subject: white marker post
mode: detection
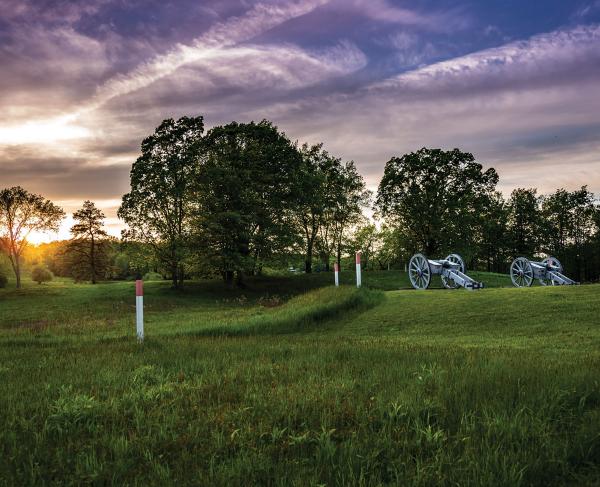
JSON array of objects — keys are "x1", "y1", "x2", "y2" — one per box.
[
  {"x1": 356, "y1": 251, "x2": 362, "y2": 288},
  {"x1": 136, "y1": 279, "x2": 144, "y2": 342},
  {"x1": 334, "y1": 262, "x2": 340, "y2": 287}
]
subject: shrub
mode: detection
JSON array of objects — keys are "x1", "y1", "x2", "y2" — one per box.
[
  {"x1": 31, "y1": 266, "x2": 53, "y2": 284},
  {"x1": 0, "y1": 271, "x2": 7, "y2": 288},
  {"x1": 142, "y1": 271, "x2": 163, "y2": 281}
]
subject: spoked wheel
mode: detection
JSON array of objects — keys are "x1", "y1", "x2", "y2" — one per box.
[
  {"x1": 539, "y1": 256, "x2": 562, "y2": 286},
  {"x1": 510, "y1": 257, "x2": 534, "y2": 287},
  {"x1": 408, "y1": 253, "x2": 431, "y2": 290},
  {"x1": 441, "y1": 253, "x2": 465, "y2": 289}
]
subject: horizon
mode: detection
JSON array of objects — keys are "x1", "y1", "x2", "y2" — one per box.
[{"x1": 2, "y1": 0, "x2": 600, "y2": 243}]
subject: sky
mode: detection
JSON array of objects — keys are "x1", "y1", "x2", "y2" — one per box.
[{"x1": 1, "y1": 0, "x2": 599, "y2": 242}]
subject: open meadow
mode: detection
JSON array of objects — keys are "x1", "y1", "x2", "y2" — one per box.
[{"x1": 1, "y1": 271, "x2": 599, "y2": 486}]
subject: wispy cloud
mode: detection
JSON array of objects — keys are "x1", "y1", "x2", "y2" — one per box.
[
  {"x1": 89, "y1": 0, "x2": 331, "y2": 109},
  {"x1": 330, "y1": 0, "x2": 470, "y2": 31},
  {"x1": 374, "y1": 24, "x2": 600, "y2": 93}
]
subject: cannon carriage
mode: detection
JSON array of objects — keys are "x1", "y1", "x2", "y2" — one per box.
[
  {"x1": 510, "y1": 256, "x2": 578, "y2": 287},
  {"x1": 408, "y1": 253, "x2": 484, "y2": 290}
]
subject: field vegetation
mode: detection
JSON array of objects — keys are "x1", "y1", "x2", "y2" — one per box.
[{"x1": 1, "y1": 271, "x2": 599, "y2": 486}]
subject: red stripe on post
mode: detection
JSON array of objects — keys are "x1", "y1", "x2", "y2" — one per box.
[
  {"x1": 334, "y1": 262, "x2": 339, "y2": 272},
  {"x1": 356, "y1": 252, "x2": 361, "y2": 264},
  {"x1": 136, "y1": 280, "x2": 143, "y2": 297}
]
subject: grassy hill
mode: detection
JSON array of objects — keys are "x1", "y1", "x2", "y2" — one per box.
[{"x1": 1, "y1": 272, "x2": 599, "y2": 485}]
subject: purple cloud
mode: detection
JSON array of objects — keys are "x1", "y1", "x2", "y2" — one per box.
[{"x1": 0, "y1": 0, "x2": 599, "y2": 238}]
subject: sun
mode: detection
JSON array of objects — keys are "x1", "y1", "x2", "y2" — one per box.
[
  {"x1": 26, "y1": 230, "x2": 61, "y2": 245},
  {"x1": 26, "y1": 219, "x2": 73, "y2": 245},
  {"x1": 0, "y1": 115, "x2": 90, "y2": 145}
]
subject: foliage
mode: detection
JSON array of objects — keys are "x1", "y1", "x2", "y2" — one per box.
[
  {"x1": 316, "y1": 159, "x2": 370, "y2": 270},
  {"x1": 293, "y1": 144, "x2": 369, "y2": 273},
  {"x1": 293, "y1": 143, "x2": 331, "y2": 273},
  {"x1": 0, "y1": 186, "x2": 64, "y2": 288},
  {"x1": 0, "y1": 251, "x2": 10, "y2": 286},
  {"x1": 348, "y1": 223, "x2": 378, "y2": 269},
  {"x1": 540, "y1": 186, "x2": 597, "y2": 281},
  {"x1": 477, "y1": 191, "x2": 511, "y2": 272},
  {"x1": 193, "y1": 120, "x2": 303, "y2": 287},
  {"x1": 31, "y1": 266, "x2": 53, "y2": 284},
  {"x1": 68, "y1": 201, "x2": 111, "y2": 284},
  {"x1": 114, "y1": 241, "x2": 158, "y2": 279},
  {"x1": 376, "y1": 148, "x2": 499, "y2": 258},
  {"x1": 373, "y1": 224, "x2": 405, "y2": 269},
  {"x1": 119, "y1": 116, "x2": 204, "y2": 289},
  {"x1": 143, "y1": 271, "x2": 163, "y2": 281},
  {"x1": 507, "y1": 187, "x2": 540, "y2": 257}
]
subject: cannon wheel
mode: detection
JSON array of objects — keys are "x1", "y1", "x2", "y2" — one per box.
[
  {"x1": 539, "y1": 256, "x2": 563, "y2": 286},
  {"x1": 441, "y1": 253, "x2": 465, "y2": 289},
  {"x1": 510, "y1": 257, "x2": 534, "y2": 287},
  {"x1": 408, "y1": 253, "x2": 431, "y2": 290}
]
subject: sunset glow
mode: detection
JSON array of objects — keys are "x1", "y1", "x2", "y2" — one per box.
[{"x1": 0, "y1": 116, "x2": 90, "y2": 146}]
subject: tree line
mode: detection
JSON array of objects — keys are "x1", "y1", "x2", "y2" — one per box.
[{"x1": 1, "y1": 117, "x2": 599, "y2": 289}]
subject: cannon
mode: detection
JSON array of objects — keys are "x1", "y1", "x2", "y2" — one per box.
[
  {"x1": 408, "y1": 253, "x2": 484, "y2": 290},
  {"x1": 510, "y1": 256, "x2": 578, "y2": 287}
]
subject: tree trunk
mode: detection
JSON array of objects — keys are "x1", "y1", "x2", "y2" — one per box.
[
  {"x1": 224, "y1": 270, "x2": 234, "y2": 290},
  {"x1": 90, "y1": 237, "x2": 96, "y2": 284},
  {"x1": 171, "y1": 263, "x2": 178, "y2": 289},
  {"x1": 236, "y1": 270, "x2": 246, "y2": 288},
  {"x1": 178, "y1": 264, "x2": 184, "y2": 288},
  {"x1": 305, "y1": 240, "x2": 314, "y2": 273},
  {"x1": 324, "y1": 258, "x2": 330, "y2": 272}
]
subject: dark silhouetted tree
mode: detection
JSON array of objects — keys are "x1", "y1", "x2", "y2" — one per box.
[
  {"x1": 507, "y1": 188, "x2": 540, "y2": 257},
  {"x1": 68, "y1": 201, "x2": 110, "y2": 283}
]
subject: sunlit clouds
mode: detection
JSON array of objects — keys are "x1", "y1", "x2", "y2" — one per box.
[
  {"x1": 1, "y1": 0, "x2": 599, "y2": 241},
  {"x1": 0, "y1": 116, "x2": 91, "y2": 145}
]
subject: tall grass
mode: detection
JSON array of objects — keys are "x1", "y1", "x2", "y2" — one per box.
[
  {"x1": 178, "y1": 286, "x2": 383, "y2": 336},
  {"x1": 0, "y1": 276, "x2": 599, "y2": 485}
]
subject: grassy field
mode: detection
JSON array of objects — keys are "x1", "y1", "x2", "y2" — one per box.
[{"x1": 1, "y1": 270, "x2": 599, "y2": 486}]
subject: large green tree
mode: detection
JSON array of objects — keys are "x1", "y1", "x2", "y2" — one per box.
[
  {"x1": 376, "y1": 148, "x2": 498, "y2": 258},
  {"x1": 193, "y1": 120, "x2": 302, "y2": 287},
  {"x1": 0, "y1": 186, "x2": 64, "y2": 288},
  {"x1": 118, "y1": 116, "x2": 204, "y2": 289},
  {"x1": 68, "y1": 201, "x2": 110, "y2": 283}
]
